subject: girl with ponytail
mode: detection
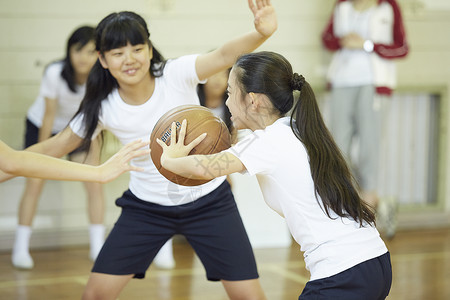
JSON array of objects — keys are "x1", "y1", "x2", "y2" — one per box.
[
  {"x1": 159, "y1": 51, "x2": 392, "y2": 299},
  {"x1": 0, "y1": 2, "x2": 278, "y2": 299}
]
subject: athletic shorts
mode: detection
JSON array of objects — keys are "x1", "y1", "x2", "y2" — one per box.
[
  {"x1": 92, "y1": 180, "x2": 259, "y2": 281},
  {"x1": 299, "y1": 252, "x2": 392, "y2": 300},
  {"x1": 24, "y1": 118, "x2": 83, "y2": 155}
]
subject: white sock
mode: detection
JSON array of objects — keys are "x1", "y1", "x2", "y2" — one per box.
[
  {"x1": 89, "y1": 224, "x2": 105, "y2": 261},
  {"x1": 12, "y1": 225, "x2": 34, "y2": 269},
  {"x1": 153, "y1": 238, "x2": 175, "y2": 269}
]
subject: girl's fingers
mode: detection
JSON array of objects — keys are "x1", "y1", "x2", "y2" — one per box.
[
  {"x1": 128, "y1": 166, "x2": 145, "y2": 172},
  {"x1": 170, "y1": 122, "x2": 177, "y2": 145},
  {"x1": 187, "y1": 133, "x2": 207, "y2": 150},
  {"x1": 129, "y1": 139, "x2": 149, "y2": 151},
  {"x1": 156, "y1": 138, "x2": 167, "y2": 149},
  {"x1": 178, "y1": 119, "x2": 187, "y2": 144},
  {"x1": 129, "y1": 149, "x2": 150, "y2": 159},
  {"x1": 248, "y1": 0, "x2": 257, "y2": 14}
]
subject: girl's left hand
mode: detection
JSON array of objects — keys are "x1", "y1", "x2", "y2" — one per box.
[
  {"x1": 157, "y1": 119, "x2": 207, "y2": 163},
  {"x1": 248, "y1": 0, "x2": 278, "y2": 37},
  {"x1": 99, "y1": 139, "x2": 150, "y2": 183}
]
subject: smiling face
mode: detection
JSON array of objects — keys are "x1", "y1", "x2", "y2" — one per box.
[
  {"x1": 99, "y1": 42, "x2": 152, "y2": 86},
  {"x1": 70, "y1": 40, "x2": 97, "y2": 77}
]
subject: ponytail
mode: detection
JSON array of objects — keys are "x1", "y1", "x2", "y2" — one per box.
[
  {"x1": 290, "y1": 81, "x2": 375, "y2": 226},
  {"x1": 235, "y1": 51, "x2": 375, "y2": 226}
]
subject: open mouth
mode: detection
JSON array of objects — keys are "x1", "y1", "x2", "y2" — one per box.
[{"x1": 124, "y1": 68, "x2": 137, "y2": 75}]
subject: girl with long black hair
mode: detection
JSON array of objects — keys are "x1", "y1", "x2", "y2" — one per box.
[{"x1": 159, "y1": 51, "x2": 392, "y2": 299}]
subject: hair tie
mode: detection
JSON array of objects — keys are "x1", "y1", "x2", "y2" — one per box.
[{"x1": 291, "y1": 73, "x2": 305, "y2": 91}]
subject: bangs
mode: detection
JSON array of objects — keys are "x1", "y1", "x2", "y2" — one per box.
[{"x1": 99, "y1": 20, "x2": 149, "y2": 52}]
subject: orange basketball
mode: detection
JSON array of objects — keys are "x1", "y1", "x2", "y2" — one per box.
[{"x1": 150, "y1": 105, "x2": 231, "y2": 186}]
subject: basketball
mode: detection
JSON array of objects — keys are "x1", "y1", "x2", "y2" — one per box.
[{"x1": 150, "y1": 105, "x2": 231, "y2": 186}]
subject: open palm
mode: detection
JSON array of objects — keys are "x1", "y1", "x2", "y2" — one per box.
[{"x1": 248, "y1": 0, "x2": 278, "y2": 37}]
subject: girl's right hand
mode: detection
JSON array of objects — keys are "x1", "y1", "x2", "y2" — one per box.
[
  {"x1": 248, "y1": 0, "x2": 278, "y2": 38},
  {"x1": 157, "y1": 119, "x2": 206, "y2": 167}
]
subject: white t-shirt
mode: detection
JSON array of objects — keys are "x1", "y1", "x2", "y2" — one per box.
[
  {"x1": 27, "y1": 62, "x2": 86, "y2": 132},
  {"x1": 226, "y1": 117, "x2": 387, "y2": 280},
  {"x1": 70, "y1": 54, "x2": 225, "y2": 205},
  {"x1": 328, "y1": 5, "x2": 375, "y2": 87}
]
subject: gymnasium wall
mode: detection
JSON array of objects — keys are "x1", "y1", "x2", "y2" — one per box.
[{"x1": 0, "y1": 0, "x2": 449, "y2": 250}]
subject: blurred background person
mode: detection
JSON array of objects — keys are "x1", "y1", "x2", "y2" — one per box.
[
  {"x1": 12, "y1": 25, "x2": 104, "y2": 269},
  {"x1": 321, "y1": 0, "x2": 409, "y2": 238},
  {"x1": 197, "y1": 68, "x2": 233, "y2": 133}
]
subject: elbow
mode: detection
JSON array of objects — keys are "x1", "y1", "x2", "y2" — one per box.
[{"x1": 2, "y1": 161, "x2": 20, "y2": 175}]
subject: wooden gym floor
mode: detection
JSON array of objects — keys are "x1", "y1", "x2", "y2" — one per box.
[{"x1": 0, "y1": 227, "x2": 449, "y2": 300}]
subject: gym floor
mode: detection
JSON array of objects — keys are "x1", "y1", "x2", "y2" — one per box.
[{"x1": 0, "y1": 227, "x2": 449, "y2": 299}]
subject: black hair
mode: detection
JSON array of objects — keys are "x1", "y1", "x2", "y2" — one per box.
[
  {"x1": 197, "y1": 69, "x2": 233, "y2": 131},
  {"x1": 234, "y1": 51, "x2": 375, "y2": 226},
  {"x1": 73, "y1": 11, "x2": 166, "y2": 151},
  {"x1": 55, "y1": 26, "x2": 95, "y2": 93}
]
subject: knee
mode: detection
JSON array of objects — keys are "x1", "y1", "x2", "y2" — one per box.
[
  {"x1": 81, "y1": 288, "x2": 101, "y2": 300},
  {"x1": 223, "y1": 279, "x2": 267, "y2": 300}
]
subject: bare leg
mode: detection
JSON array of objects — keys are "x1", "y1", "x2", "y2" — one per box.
[
  {"x1": 18, "y1": 178, "x2": 45, "y2": 226},
  {"x1": 12, "y1": 177, "x2": 46, "y2": 269},
  {"x1": 70, "y1": 136, "x2": 105, "y2": 261},
  {"x1": 82, "y1": 273, "x2": 133, "y2": 300},
  {"x1": 222, "y1": 279, "x2": 266, "y2": 300}
]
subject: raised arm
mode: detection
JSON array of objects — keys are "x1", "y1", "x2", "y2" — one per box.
[
  {"x1": 157, "y1": 120, "x2": 245, "y2": 180},
  {"x1": 195, "y1": 0, "x2": 277, "y2": 80},
  {"x1": 0, "y1": 139, "x2": 149, "y2": 183}
]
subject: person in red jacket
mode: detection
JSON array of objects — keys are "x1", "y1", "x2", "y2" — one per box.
[{"x1": 322, "y1": 0, "x2": 408, "y2": 237}]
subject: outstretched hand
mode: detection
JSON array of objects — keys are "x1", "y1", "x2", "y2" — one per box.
[
  {"x1": 248, "y1": 0, "x2": 278, "y2": 38},
  {"x1": 99, "y1": 139, "x2": 150, "y2": 183},
  {"x1": 156, "y1": 119, "x2": 207, "y2": 167}
]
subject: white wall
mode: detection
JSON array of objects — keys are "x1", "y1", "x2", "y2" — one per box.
[{"x1": 1, "y1": 0, "x2": 450, "y2": 250}]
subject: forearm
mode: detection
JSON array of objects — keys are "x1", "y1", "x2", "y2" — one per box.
[
  {"x1": 38, "y1": 114, "x2": 55, "y2": 142},
  {"x1": 196, "y1": 31, "x2": 271, "y2": 80},
  {"x1": 26, "y1": 127, "x2": 81, "y2": 158},
  {"x1": 39, "y1": 97, "x2": 57, "y2": 142},
  {"x1": 5, "y1": 150, "x2": 102, "y2": 182},
  {"x1": 1, "y1": 139, "x2": 149, "y2": 184},
  {"x1": 163, "y1": 155, "x2": 217, "y2": 180},
  {"x1": 162, "y1": 152, "x2": 244, "y2": 180},
  {"x1": 218, "y1": 31, "x2": 270, "y2": 67},
  {"x1": 322, "y1": 18, "x2": 341, "y2": 51}
]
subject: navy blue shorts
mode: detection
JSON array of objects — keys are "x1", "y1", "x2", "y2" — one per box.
[
  {"x1": 299, "y1": 252, "x2": 392, "y2": 300},
  {"x1": 24, "y1": 118, "x2": 83, "y2": 155},
  {"x1": 92, "y1": 180, "x2": 259, "y2": 281}
]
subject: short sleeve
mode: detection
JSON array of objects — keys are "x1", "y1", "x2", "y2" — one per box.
[
  {"x1": 39, "y1": 63, "x2": 62, "y2": 100},
  {"x1": 69, "y1": 113, "x2": 103, "y2": 140},
  {"x1": 225, "y1": 130, "x2": 278, "y2": 176},
  {"x1": 164, "y1": 55, "x2": 206, "y2": 93}
]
